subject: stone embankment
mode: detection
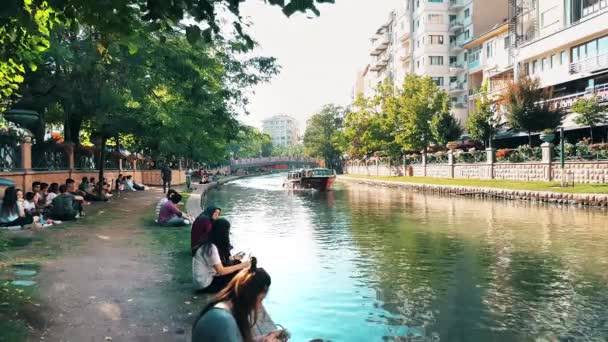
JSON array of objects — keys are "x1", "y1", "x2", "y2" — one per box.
[{"x1": 339, "y1": 176, "x2": 608, "y2": 208}]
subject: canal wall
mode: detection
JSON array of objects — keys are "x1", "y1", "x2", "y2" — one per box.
[
  {"x1": 184, "y1": 175, "x2": 277, "y2": 337},
  {"x1": 345, "y1": 154, "x2": 608, "y2": 184},
  {"x1": 338, "y1": 176, "x2": 608, "y2": 208}
]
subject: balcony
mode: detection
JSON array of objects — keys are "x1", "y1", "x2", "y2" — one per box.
[
  {"x1": 399, "y1": 30, "x2": 411, "y2": 43},
  {"x1": 449, "y1": 0, "x2": 465, "y2": 11},
  {"x1": 369, "y1": 35, "x2": 390, "y2": 56},
  {"x1": 449, "y1": 63, "x2": 465, "y2": 73},
  {"x1": 449, "y1": 82, "x2": 466, "y2": 94},
  {"x1": 468, "y1": 59, "x2": 481, "y2": 70},
  {"x1": 542, "y1": 83, "x2": 608, "y2": 112},
  {"x1": 569, "y1": 52, "x2": 608, "y2": 75},
  {"x1": 449, "y1": 20, "x2": 464, "y2": 32},
  {"x1": 453, "y1": 102, "x2": 466, "y2": 109},
  {"x1": 449, "y1": 41, "x2": 464, "y2": 53}
]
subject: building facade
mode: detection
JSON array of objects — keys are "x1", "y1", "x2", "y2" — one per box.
[
  {"x1": 509, "y1": 0, "x2": 608, "y2": 129},
  {"x1": 262, "y1": 115, "x2": 300, "y2": 147},
  {"x1": 354, "y1": 0, "x2": 508, "y2": 125},
  {"x1": 465, "y1": 23, "x2": 514, "y2": 115}
]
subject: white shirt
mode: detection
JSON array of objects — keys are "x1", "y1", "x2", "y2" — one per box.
[
  {"x1": 46, "y1": 192, "x2": 57, "y2": 206},
  {"x1": 23, "y1": 200, "x2": 36, "y2": 212},
  {"x1": 192, "y1": 244, "x2": 221, "y2": 290}
]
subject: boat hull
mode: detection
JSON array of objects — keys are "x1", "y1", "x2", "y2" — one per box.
[{"x1": 285, "y1": 176, "x2": 335, "y2": 191}]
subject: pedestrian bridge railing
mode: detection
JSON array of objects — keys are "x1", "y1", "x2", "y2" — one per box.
[{"x1": 230, "y1": 157, "x2": 318, "y2": 166}]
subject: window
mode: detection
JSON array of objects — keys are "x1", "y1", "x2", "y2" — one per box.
[
  {"x1": 450, "y1": 35, "x2": 456, "y2": 43},
  {"x1": 428, "y1": 14, "x2": 443, "y2": 24},
  {"x1": 542, "y1": 58, "x2": 549, "y2": 71},
  {"x1": 449, "y1": 56, "x2": 457, "y2": 64},
  {"x1": 431, "y1": 77, "x2": 444, "y2": 86},
  {"x1": 464, "y1": 30, "x2": 470, "y2": 40},
  {"x1": 429, "y1": 56, "x2": 444, "y2": 65},
  {"x1": 504, "y1": 36, "x2": 510, "y2": 49},
  {"x1": 451, "y1": 97, "x2": 458, "y2": 103},
  {"x1": 417, "y1": 60, "x2": 420, "y2": 69},
  {"x1": 464, "y1": 8, "x2": 470, "y2": 18},
  {"x1": 417, "y1": 20, "x2": 420, "y2": 28},
  {"x1": 560, "y1": 51, "x2": 567, "y2": 64},
  {"x1": 532, "y1": 60, "x2": 538, "y2": 73},
  {"x1": 486, "y1": 41, "x2": 493, "y2": 58},
  {"x1": 417, "y1": 39, "x2": 420, "y2": 48},
  {"x1": 450, "y1": 76, "x2": 458, "y2": 83},
  {"x1": 524, "y1": 62, "x2": 530, "y2": 75},
  {"x1": 449, "y1": 15, "x2": 457, "y2": 23},
  {"x1": 429, "y1": 35, "x2": 444, "y2": 45},
  {"x1": 429, "y1": 0, "x2": 443, "y2": 2},
  {"x1": 571, "y1": 34, "x2": 608, "y2": 63},
  {"x1": 551, "y1": 54, "x2": 557, "y2": 68}
]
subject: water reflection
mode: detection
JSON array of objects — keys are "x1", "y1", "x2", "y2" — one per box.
[{"x1": 206, "y1": 175, "x2": 608, "y2": 341}]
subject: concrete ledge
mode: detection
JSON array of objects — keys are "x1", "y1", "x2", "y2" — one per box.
[{"x1": 339, "y1": 176, "x2": 608, "y2": 208}]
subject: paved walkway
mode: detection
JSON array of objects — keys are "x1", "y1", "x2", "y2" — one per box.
[{"x1": 31, "y1": 188, "x2": 191, "y2": 342}]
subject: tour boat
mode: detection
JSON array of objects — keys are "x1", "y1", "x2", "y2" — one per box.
[{"x1": 284, "y1": 168, "x2": 336, "y2": 191}]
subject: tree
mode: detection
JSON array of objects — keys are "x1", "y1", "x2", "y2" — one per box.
[
  {"x1": 466, "y1": 81, "x2": 498, "y2": 147},
  {"x1": 572, "y1": 96, "x2": 606, "y2": 143},
  {"x1": 2, "y1": 0, "x2": 334, "y2": 104},
  {"x1": 431, "y1": 111, "x2": 463, "y2": 146},
  {"x1": 303, "y1": 104, "x2": 345, "y2": 169},
  {"x1": 342, "y1": 91, "x2": 400, "y2": 159},
  {"x1": 390, "y1": 75, "x2": 450, "y2": 152},
  {"x1": 229, "y1": 126, "x2": 273, "y2": 158},
  {"x1": 503, "y1": 77, "x2": 563, "y2": 145}
]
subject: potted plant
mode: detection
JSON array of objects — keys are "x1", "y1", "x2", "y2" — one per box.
[
  {"x1": 540, "y1": 129, "x2": 556, "y2": 143},
  {"x1": 446, "y1": 141, "x2": 458, "y2": 151}
]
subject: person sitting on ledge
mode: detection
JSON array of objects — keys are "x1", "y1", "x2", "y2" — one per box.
[
  {"x1": 124, "y1": 175, "x2": 145, "y2": 191},
  {"x1": 45, "y1": 183, "x2": 59, "y2": 208},
  {"x1": 50, "y1": 184, "x2": 84, "y2": 221},
  {"x1": 23, "y1": 192, "x2": 38, "y2": 216},
  {"x1": 192, "y1": 218, "x2": 248, "y2": 293},
  {"x1": 76, "y1": 177, "x2": 106, "y2": 202},
  {"x1": 158, "y1": 193, "x2": 192, "y2": 226},
  {"x1": 37, "y1": 182, "x2": 49, "y2": 210},
  {"x1": 191, "y1": 206, "x2": 221, "y2": 250},
  {"x1": 192, "y1": 258, "x2": 285, "y2": 342},
  {"x1": 0, "y1": 186, "x2": 40, "y2": 228}
]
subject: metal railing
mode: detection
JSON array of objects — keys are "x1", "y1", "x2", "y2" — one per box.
[
  {"x1": 230, "y1": 157, "x2": 318, "y2": 166},
  {"x1": 569, "y1": 52, "x2": 608, "y2": 74},
  {"x1": 542, "y1": 83, "x2": 608, "y2": 111},
  {"x1": 0, "y1": 139, "x2": 20, "y2": 171}
]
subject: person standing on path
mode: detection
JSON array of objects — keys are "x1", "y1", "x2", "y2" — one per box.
[{"x1": 161, "y1": 163, "x2": 172, "y2": 193}]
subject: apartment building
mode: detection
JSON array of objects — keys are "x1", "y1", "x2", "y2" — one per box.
[
  {"x1": 354, "y1": 0, "x2": 508, "y2": 125},
  {"x1": 510, "y1": 0, "x2": 608, "y2": 129},
  {"x1": 464, "y1": 23, "x2": 514, "y2": 114},
  {"x1": 262, "y1": 115, "x2": 300, "y2": 147}
]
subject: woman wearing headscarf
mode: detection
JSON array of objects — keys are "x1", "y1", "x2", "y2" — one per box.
[{"x1": 191, "y1": 205, "x2": 221, "y2": 250}]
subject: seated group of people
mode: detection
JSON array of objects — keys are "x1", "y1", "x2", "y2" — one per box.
[
  {"x1": 116, "y1": 174, "x2": 146, "y2": 192},
  {"x1": 188, "y1": 206, "x2": 287, "y2": 342},
  {"x1": 0, "y1": 175, "x2": 136, "y2": 228}
]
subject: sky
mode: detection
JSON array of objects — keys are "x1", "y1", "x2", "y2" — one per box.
[{"x1": 237, "y1": 0, "x2": 402, "y2": 132}]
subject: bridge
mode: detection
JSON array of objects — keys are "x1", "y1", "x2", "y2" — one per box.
[{"x1": 229, "y1": 157, "x2": 319, "y2": 171}]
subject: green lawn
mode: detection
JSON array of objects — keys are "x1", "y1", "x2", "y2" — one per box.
[{"x1": 342, "y1": 175, "x2": 608, "y2": 194}]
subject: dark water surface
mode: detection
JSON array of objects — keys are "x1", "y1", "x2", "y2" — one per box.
[{"x1": 205, "y1": 174, "x2": 608, "y2": 342}]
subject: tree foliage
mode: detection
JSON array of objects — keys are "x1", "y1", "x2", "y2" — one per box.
[
  {"x1": 466, "y1": 81, "x2": 498, "y2": 147},
  {"x1": 503, "y1": 77, "x2": 563, "y2": 144},
  {"x1": 303, "y1": 104, "x2": 345, "y2": 169},
  {"x1": 431, "y1": 111, "x2": 463, "y2": 146},
  {"x1": 572, "y1": 96, "x2": 606, "y2": 143},
  {"x1": 229, "y1": 126, "x2": 273, "y2": 158}
]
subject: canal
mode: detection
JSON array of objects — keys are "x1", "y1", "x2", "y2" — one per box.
[{"x1": 205, "y1": 174, "x2": 608, "y2": 342}]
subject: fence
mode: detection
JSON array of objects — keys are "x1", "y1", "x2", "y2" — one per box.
[
  {"x1": 345, "y1": 144, "x2": 608, "y2": 184},
  {"x1": 0, "y1": 140, "x2": 187, "y2": 192}
]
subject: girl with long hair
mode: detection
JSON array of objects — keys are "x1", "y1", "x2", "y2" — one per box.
[
  {"x1": 0, "y1": 186, "x2": 39, "y2": 227},
  {"x1": 192, "y1": 258, "x2": 285, "y2": 342},
  {"x1": 192, "y1": 218, "x2": 248, "y2": 293}
]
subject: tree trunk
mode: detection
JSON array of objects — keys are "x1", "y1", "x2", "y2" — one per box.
[
  {"x1": 590, "y1": 126, "x2": 594, "y2": 144},
  {"x1": 528, "y1": 131, "x2": 532, "y2": 146},
  {"x1": 97, "y1": 136, "x2": 107, "y2": 198}
]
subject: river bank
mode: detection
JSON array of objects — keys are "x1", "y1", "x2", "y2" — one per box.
[{"x1": 340, "y1": 175, "x2": 608, "y2": 207}]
